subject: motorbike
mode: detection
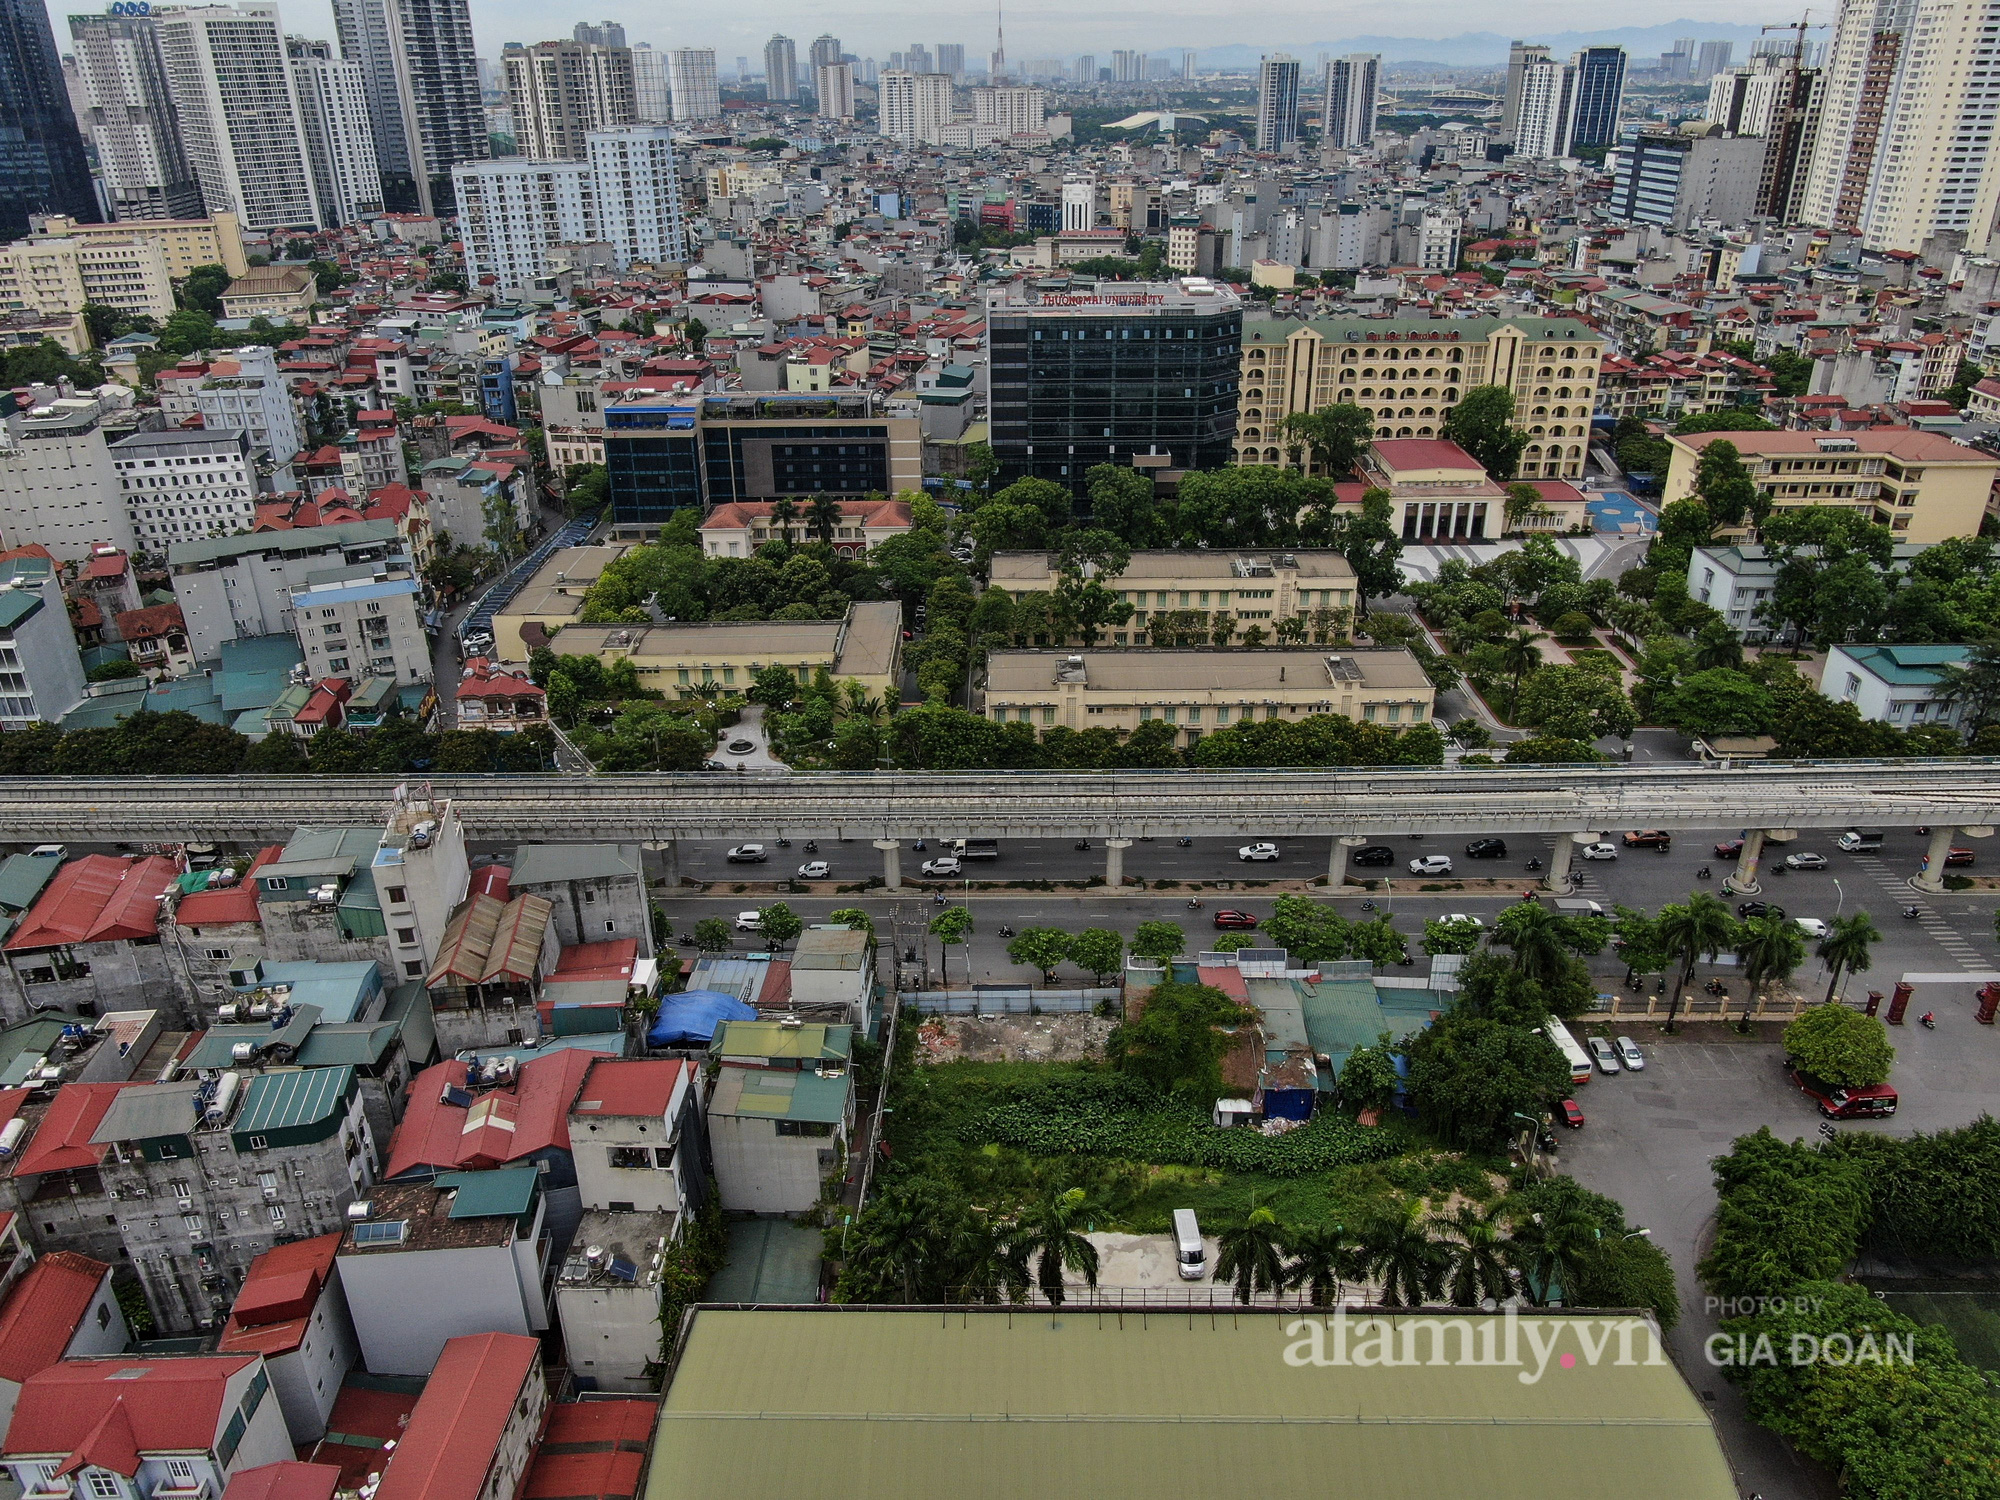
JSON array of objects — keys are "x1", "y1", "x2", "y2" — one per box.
[
  {"x1": 1075, "y1": 840, "x2": 1092, "y2": 851},
  {"x1": 1177, "y1": 837, "x2": 1193, "y2": 848},
  {"x1": 913, "y1": 839, "x2": 927, "y2": 851},
  {"x1": 1186, "y1": 897, "x2": 1203, "y2": 910},
  {"x1": 1525, "y1": 857, "x2": 1543, "y2": 872},
  {"x1": 933, "y1": 893, "x2": 947, "y2": 906},
  {"x1": 777, "y1": 837, "x2": 791, "y2": 848},
  {"x1": 1359, "y1": 900, "x2": 1376, "y2": 912},
  {"x1": 1904, "y1": 905, "x2": 1921, "y2": 919},
  {"x1": 804, "y1": 840, "x2": 818, "y2": 853},
  {"x1": 1696, "y1": 865, "x2": 1713, "y2": 880},
  {"x1": 1921, "y1": 1011, "x2": 1937, "y2": 1029},
  {"x1": 677, "y1": 933, "x2": 696, "y2": 946},
  {"x1": 997, "y1": 925, "x2": 1015, "y2": 939},
  {"x1": 1396, "y1": 951, "x2": 1414, "y2": 966},
  {"x1": 1704, "y1": 979, "x2": 1730, "y2": 996}
]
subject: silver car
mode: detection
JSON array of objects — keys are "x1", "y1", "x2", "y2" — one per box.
[
  {"x1": 1588, "y1": 1035, "x2": 1621, "y2": 1075},
  {"x1": 1616, "y1": 1036, "x2": 1645, "y2": 1070}
]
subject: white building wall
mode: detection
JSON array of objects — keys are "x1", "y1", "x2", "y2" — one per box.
[
  {"x1": 666, "y1": 48, "x2": 719, "y2": 121},
  {"x1": 0, "y1": 406, "x2": 135, "y2": 556},
  {"x1": 292, "y1": 48, "x2": 384, "y2": 227},
  {"x1": 587, "y1": 127, "x2": 687, "y2": 268},
  {"x1": 335, "y1": 1235, "x2": 545, "y2": 1378},
  {"x1": 814, "y1": 62, "x2": 854, "y2": 120},
  {"x1": 630, "y1": 44, "x2": 670, "y2": 121},
  {"x1": 112, "y1": 430, "x2": 259, "y2": 555},
  {"x1": 262, "y1": 1272, "x2": 359, "y2": 1443},
  {"x1": 451, "y1": 159, "x2": 597, "y2": 290}
]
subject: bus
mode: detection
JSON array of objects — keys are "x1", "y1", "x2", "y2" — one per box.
[{"x1": 1540, "y1": 1020, "x2": 1594, "y2": 1086}]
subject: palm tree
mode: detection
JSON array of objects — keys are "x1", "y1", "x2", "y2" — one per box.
[
  {"x1": 1357, "y1": 1201, "x2": 1442, "y2": 1308},
  {"x1": 1656, "y1": 890, "x2": 1737, "y2": 1032},
  {"x1": 1735, "y1": 912, "x2": 1807, "y2": 1018},
  {"x1": 803, "y1": 494, "x2": 844, "y2": 547},
  {"x1": 1005, "y1": 1186, "x2": 1099, "y2": 1306},
  {"x1": 1281, "y1": 1222, "x2": 1357, "y2": 1308},
  {"x1": 769, "y1": 496, "x2": 800, "y2": 545},
  {"x1": 1817, "y1": 911, "x2": 1883, "y2": 1004},
  {"x1": 955, "y1": 1218, "x2": 1029, "y2": 1305},
  {"x1": 1215, "y1": 1206, "x2": 1287, "y2": 1305},
  {"x1": 1498, "y1": 626, "x2": 1547, "y2": 704},
  {"x1": 1435, "y1": 1205, "x2": 1513, "y2": 1308},
  {"x1": 1504, "y1": 1203, "x2": 1600, "y2": 1307},
  {"x1": 1494, "y1": 902, "x2": 1571, "y2": 987}
]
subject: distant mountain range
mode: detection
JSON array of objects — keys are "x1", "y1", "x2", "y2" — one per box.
[{"x1": 1191, "y1": 22, "x2": 1782, "y2": 70}]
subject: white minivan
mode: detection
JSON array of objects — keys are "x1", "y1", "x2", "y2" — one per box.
[{"x1": 1172, "y1": 1208, "x2": 1206, "y2": 1281}]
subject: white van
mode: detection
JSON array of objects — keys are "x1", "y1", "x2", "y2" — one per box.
[
  {"x1": 1553, "y1": 898, "x2": 1603, "y2": 917},
  {"x1": 1172, "y1": 1208, "x2": 1206, "y2": 1281},
  {"x1": 1836, "y1": 829, "x2": 1885, "y2": 852}
]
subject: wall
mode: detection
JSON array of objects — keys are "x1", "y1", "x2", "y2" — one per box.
[
  {"x1": 515, "y1": 872, "x2": 651, "y2": 960},
  {"x1": 1, "y1": 940, "x2": 178, "y2": 1025},
  {"x1": 336, "y1": 1237, "x2": 544, "y2": 1376},
  {"x1": 264, "y1": 1269, "x2": 358, "y2": 1442},
  {"x1": 571, "y1": 1118, "x2": 684, "y2": 1214},
  {"x1": 707, "y1": 1112, "x2": 833, "y2": 1213},
  {"x1": 553, "y1": 1279, "x2": 661, "y2": 1391}
]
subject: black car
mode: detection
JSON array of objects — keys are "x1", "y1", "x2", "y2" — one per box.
[
  {"x1": 1465, "y1": 838, "x2": 1508, "y2": 859},
  {"x1": 1350, "y1": 845, "x2": 1396, "y2": 867},
  {"x1": 1737, "y1": 900, "x2": 1786, "y2": 920}
]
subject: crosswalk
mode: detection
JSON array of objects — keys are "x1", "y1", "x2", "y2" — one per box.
[{"x1": 1851, "y1": 854, "x2": 1986, "y2": 971}]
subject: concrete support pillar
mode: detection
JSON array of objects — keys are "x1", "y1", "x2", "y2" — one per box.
[
  {"x1": 1909, "y1": 823, "x2": 1990, "y2": 892},
  {"x1": 1541, "y1": 833, "x2": 1590, "y2": 894},
  {"x1": 1335, "y1": 835, "x2": 1369, "y2": 886},
  {"x1": 874, "y1": 839, "x2": 903, "y2": 892},
  {"x1": 1104, "y1": 838, "x2": 1132, "y2": 888},
  {"x1": 649, "y1": 838, "x2": 679, "y2": 890},
  {"x1": 1725, "y1": 830, "x2": 1766, "y2": 896}
]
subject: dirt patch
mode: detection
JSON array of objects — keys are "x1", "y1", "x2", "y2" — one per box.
[{"x1": 915, "y1": 1012, "x2": 1117, "y2": 1064}]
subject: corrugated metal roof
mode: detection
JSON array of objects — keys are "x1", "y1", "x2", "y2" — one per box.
[
  {"x1": 711, "y1": 1020, "x2": 852, "y2": 1062},
  {"x1": 435, "y1": 1165, "x2": 537, "y2": 1219},
  {"x1": 648, "y1": 1310, "x2": 1737, "y2": 1500},
  {"x1": 89, "y1": 1081, "x2": 203, "y2": 1144},
  {"x1": 233, "y1": 1066, "x2": 353, "y2": 1136},
  {"x1": 0, "y1": 855, "x2": 61, "y2": 916}
]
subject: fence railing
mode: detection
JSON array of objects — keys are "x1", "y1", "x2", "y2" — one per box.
[{"x1": 908, "y1": 986, "x2": 1121, "y2": 1015}]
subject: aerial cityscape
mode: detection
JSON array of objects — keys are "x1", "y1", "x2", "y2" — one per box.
[{"x1": 1, "y1": 0, "x2": 1999, "y2": 1495}]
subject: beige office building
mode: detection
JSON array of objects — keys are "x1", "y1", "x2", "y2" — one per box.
[
  {"x1": 1238, "y1": 315, "x2": 1603, "y2": 480},
  {"x1": 986, "y1": 550, "x2": 1357, "y2": 647},
  {"x1": 1662, "y1": 429, "x2": 2000, "y2": 543},
  {"x1": 983, "y1": 647, "x2": 1434, "y2": 748},
  {"x1": 543, "y1": 601, "x2": 903, "y2": 703},
  {"x1": 0, "y1": 236, "x2": 177, "y2": 324},
  {"x1": 491, "y1": 544, "x2": 630, "y2": 659},
  {"x1": 31, "y1": 212, "x2": 249, "y2": 278}
]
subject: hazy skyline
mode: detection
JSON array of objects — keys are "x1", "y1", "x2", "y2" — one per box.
[{"x1": 45, "y1": 0, "x2": 1776, "y2": 68}]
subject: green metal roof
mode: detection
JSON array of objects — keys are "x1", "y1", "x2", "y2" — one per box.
[
  {"x1": 0, "y1": 854, "x2": 61, "y2": 916},
  {"x1": 649, "y1": 1309, "x2": 1739, "y2": 1500},
  {"x1": 436, "y1": 1165, "x2": 539, "y2": 1219},
  {"x1": 711, "y1": 1020, "x2": 852, "y2": 1062},
  {"x1": 0, "y1": 1017, "x2": 70, "y2": 1082},
  {"x1": 295, "y1": 1022, "x2": 398, "y2": 1067},
  {"x1": 710, "y1": 1063, "x2": 850, "y2": 1124},
  {"x1": 1837, "y1": 643, "x2": 1970, "y2": 685},
  {"x1": 233, "y1": 1065, "x2": 353, "y2": 1138},
  {"x1": 167, "y1": 518, "x2": 396, "y2": 568}
]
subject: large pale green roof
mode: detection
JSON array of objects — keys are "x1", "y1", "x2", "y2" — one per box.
[{"x1": 648, "y1": 1309, "x2": 1737, "y2": 1500}]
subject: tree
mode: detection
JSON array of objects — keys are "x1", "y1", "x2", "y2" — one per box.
[
  {"x1": 1214, "y1": 1207, "x2": 1286, "y2": 1304},
  {"x1": 825, "y1": 908, "x2": 874, "y2": 935},
  {"x1": 1005, "y1": 926, "x2": 1072, "y2": 982},
  {"x1": 1422, "y1": 916, "x2": 1486, "y2": 956},
  {"x1": 1084, "y1": 463, "x2": 1159, "y2": 546},
  {"x1": 1503, "y1": 1194, "x2": 1605, "y2": 1307},
  {"x1": 1490, "y1": 901, "x2": 1575, "y2": 987},
  {"x1": 1441, "y1": 385, "x2": 1527, "y2": 479},
  {"x1": 1280, "y1": 402, "x2": 1374, "y2": 477},
  {"x1": 1283, "y1": 1222, "x2": 1358, "y2": 1307},
  {"x1": 1926, "y1": 636, "x2": 2000, "y2": 736},
  {"x1": 1435, "y1": 1204, "x2": 1512, "y2": 1307},
  {"x1": 1698, "y1": 1129, "x2": 1871, "y2": 1299},
  {"x1": 1334, "y1": 488, "x2": 1405, "y2": 617},
  {"x1": 1106, "y1": 981, "x2": 1249, "y2": 1094},
  {"x1": 1502, "y1": 482, "x2": 1544, "y2": 533},
  {"x1": 1734, "y1": 913, "x2": 1806, "y2": 1012},
  {"x1": 1337, "y1": 1033, "x2": 1403, "y2": 1112},
  {"x1": 1357, "y1": 1201, "x2": 1443, "y2": 1307},
  {"x1": 1657, "y1": 891, "x2": 1737, "y2": 1031},
  {"x1": 481, "y1": 490, "x2": 523, "y2": 561},
  {"x1": 1404, "y1": 1013, "x2": 1571, "y2": 1150},
  {"x1": 1069, "y1": 928, "x2": 1124, "y2": 983},
  {"x1": 929, "y1": 905, "x2": 974, "y2": 986},
  {"x1": 1512, "y1": 663, "x2": 1636, "y2": 742},
  {"x1": 692, "y1": 917, "x2": 732, "y2": 951},
  {"x1": 681, "y1": 316, "x2": 709, "y2": 351},
  {"x1": 1497, "y1": 626, "x2": 1547, "y2": 703},
  {"x1": 1691, "y1": 439, "x2": 1762, "y2": 528},
  {"x1": 1655, "y1": 667, "x2": 1772, "y2": 737},
  {"x1": 1130, "y1": 920, "x2": 1186, "y2": 965},
  {"x1": 1813, "y1": 912, "x2": 1880, "y2": 1005},
  {"x1": 1262, "y1": 895, "x2": 1349, "y2": 963},
  {"x1": 757, "y1": 902, "x2": 804, "y2": 950},
  {"x1": 179, "y1": 263, "x2": 232, "y2": 317},
  {"x1": 803, "y1": 494, "x2": 845, "y2": 546},
  {"x1": 1783, "y1": 1004, "x2": 1895, "y2": 1088},
  {"x1": 1005, "y1": 1186, "x2": 1099, "y2": 1306}
]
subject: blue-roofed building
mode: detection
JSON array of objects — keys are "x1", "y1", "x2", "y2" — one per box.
[
  {"x1": 1821, "y1": 643, "x2": 1973, "y2": 731},
  {"x1": 59, "y1": 670, "x2": 228, "y2": 729}
]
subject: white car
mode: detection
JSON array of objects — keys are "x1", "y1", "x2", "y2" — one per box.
[
  {"x1": 734, "y1": 910, "x2": 763, "y2": 932},
  {"x1": 725, "y1": 844, "x2": 768, "y2": 863},
  {"x1": 920, "y1": 857, "x2": 963, "y2": 877},
  {"x1": 1616, "y1": 1036, "x2": 1646, "y2": 1070},
  {"x1": 1441, "y1": 913, "x2": 1485, "y2": 928},
  {"x1": 1238, "y1": 843, "x2": 1281, "y2": 861},
  {"x1": 1579, "y1": 842, "x2": 1619, "y2": 860},
  {"x1": 1795, "y1": 917, "x2": 1829, "y2": 939},
  {"x1": 1410, "y1": 855, "x2": 1454, "y2": 875},
  {"x1": 797, "y1": 861, "x2": 830, "y2": 879},
  {"x1": 1588, "y1": 1035, "x2": 1621, "y2": 1075}
]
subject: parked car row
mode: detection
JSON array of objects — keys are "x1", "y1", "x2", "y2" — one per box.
[{"x1": 1588, "y1": 1034, "x2": 1648, "y2": 1075}]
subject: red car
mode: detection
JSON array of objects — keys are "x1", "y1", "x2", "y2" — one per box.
[
  {"x1": 1714, "y1": 838, "x2": 1745, "y2": 858},
  {"x1": 1559, "y1": 1099, "x2": 1586, "y2": 1129},
  {"x1": 1624, "y1": 830, "x2": 1672, "y2": 849},
  {"x1": 1212, "y1": 909, "x2": 1259, "y2": 931},
  {"x1": 1919, "y1": 848, "x2": 1975, "y2": 870}
]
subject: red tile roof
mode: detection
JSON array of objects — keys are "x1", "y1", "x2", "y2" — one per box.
[
  {"x1": 549, "y1": 939, "x2": 635, "y2": 985},
  {"x1": 114, "y1": 603, "x2": 184, "y2": 643},
  {"x1": 80, "y1": 551, "x2": 129, "y2": 580},
  {"x1": 217, "y1": 1234, "x2": 341, "y2": 1358},
  {"x1": 4, "y1": 855, "x2": 178, "y2": 951},
  {"x1": 383, "y1": 1049, "x2": 595, "y2": 1179},
  {"x1": 1369, "y1": 437, "x2": 1486, "y2": 473},
  {"x1": 175, "y1": 846, "x2": 281, "y2": 928},
  {"x1": 373, "y1": 1334, "x2": 540, "y2": 1500},
  {"x1": 520, "y1": 1401, "x2": 652, "y2": 1500},
  {"x1": 1676, "y1": 426, "x2": 1996, "y2": 461},
  {"x1": 2, "y1": 1354, "x2": 257, "y2": 1467},
  {"x1": 11, "y1": 1083, "x2": 128, "y2": 1176},
  {"x1": 223, "y1": 1462, "x2": 342, "y2": 1500},
  {"x1": 456, "y1": 660, "x2": 544, "y2": 702},
  {"x1": 468, "y1": 864, "x2": 512, "y2": 901},
  {"x1": 570, "y1": 1058, "x2": 684, "y2": 1119},
  {"x1": 0, "y1": 1252, "x2": 110, "y2": 1383}
]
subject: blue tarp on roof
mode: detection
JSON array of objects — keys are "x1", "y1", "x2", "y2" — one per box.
[{"x1": 647, "y1": 989, "x2": 757, "y2": 1049}]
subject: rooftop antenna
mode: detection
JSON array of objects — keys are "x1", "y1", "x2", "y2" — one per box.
[{"x1": 994, "y1": 0, "x2": 1005, "y2": 81}]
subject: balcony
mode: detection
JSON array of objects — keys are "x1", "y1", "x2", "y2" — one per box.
[{"x1": 151, "y1": 1478, "x2": 209, "y2": 1500}]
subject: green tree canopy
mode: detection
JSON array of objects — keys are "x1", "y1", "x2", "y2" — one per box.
[{"x1": 1783, "y1": 1004, "x2": 1895, "y2": 1087}]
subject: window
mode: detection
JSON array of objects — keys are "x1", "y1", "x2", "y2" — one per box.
[
  {"x1": 385, "y1": 886, "x2": 407, "y2": 904},
  {"x1": 86, "y1": 1472, "x2": 121, "y2": 1499},
  {"x1": 609, "y1": 1145, "x2": 651, "y2": 1169},
  {"x1": 248, "y1": 1135, "x2": 268, "y2": 1150},
  {"x1": 396, "y1": 927, "x2": 417, "y2": 945},
  {"x1": 164, "y1": 1462, "x2": 195, "y2": 1486},
  {"x1": 183, "y1": 1213, "x2": 204, "y2": 1236},
  {"x1": 404, "y1": 960, "x2": 425, "y2": 977},
  {"x1": 269, "y1": 1204, "x2": 285, "y2": 1225}
]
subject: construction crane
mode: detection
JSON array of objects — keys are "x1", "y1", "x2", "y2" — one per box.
[{"x1": 1761, "y1": 12, "x2": 1830, "y2": 66}]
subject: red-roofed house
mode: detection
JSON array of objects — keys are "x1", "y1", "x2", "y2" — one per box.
[
  {"x1": 0, "y1": 1254, "x2": 127, "y2": 1439},
  {"x1": 220, "y1": 1461, "x2": 341, "y2": 1500},
  {"x1": 1359, "y1": 438, "x2": 1509, "y2": 541},
  {"x1": 371, "y1": 1334, "x2": 545, "y2": 1500},
  {"x1": 453, "y1": 660, "x2": 545, "y2": 731},
  {"x1": 568, "y1": 1059, "x2": 695, "y2": 1217},
  {"x1": 3, "y1": 855, "x2": 179, "y2": 1016},
  {"x1": 698, "y1": 496, "x2": 913, "y2": 559},
  {"x1": 381, "y1": 1048, "x2": 594, "y2": 1182},
  {"x1": 112, "y1": 604, "x2": 192, "y2": 679},
  {"x1": 518, "y1": 1400, "x2": 650, "y2": 1500},
  {"x1": 216, "y1": 1237, "x2": 355, "y2": 1444},
  {"x1": 1, "y1": 1354, "x2": 291, "y2": 1499}
]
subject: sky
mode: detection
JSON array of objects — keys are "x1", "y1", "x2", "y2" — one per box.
[{"x1": 46, "y1": 0, "x2": 1768, "y2": 67}]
